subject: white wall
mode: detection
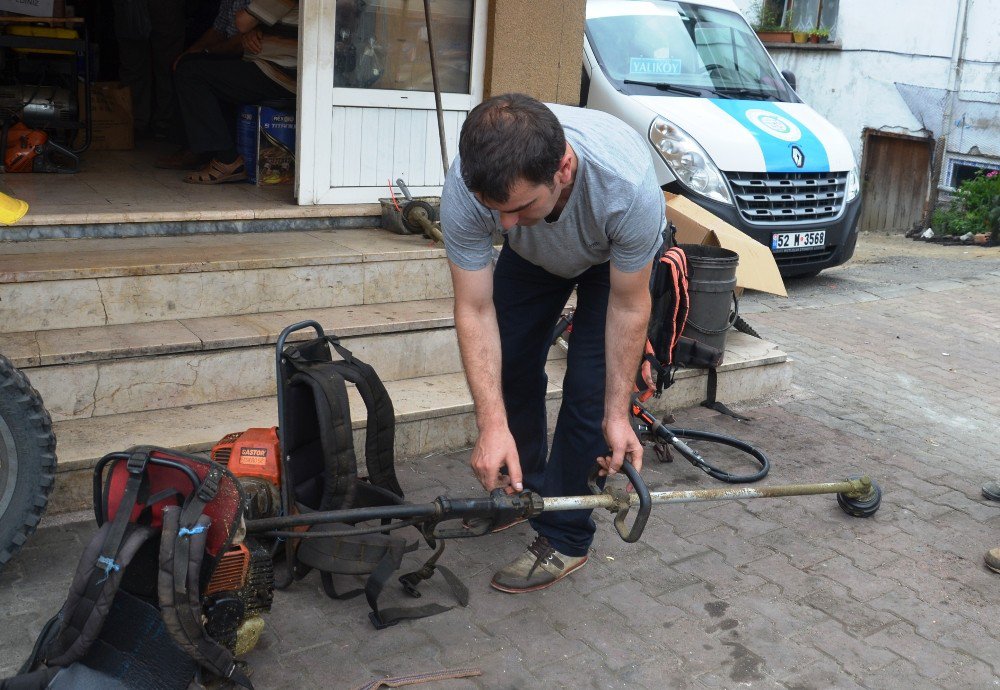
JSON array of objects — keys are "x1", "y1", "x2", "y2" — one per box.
[
  {"x1": 961, "y1": 0, "x2": 1000, "y2": 102},
  {"x1": 753, "y1": 0, "x2": 998, "y2": 166},
  {"x1": 769, "y1": 50, "x2": 950, "y2": 162}
]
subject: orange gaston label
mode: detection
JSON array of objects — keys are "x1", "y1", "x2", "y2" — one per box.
[{"x1": 239, "y1": 447, "x2": 269, "y2": 466}]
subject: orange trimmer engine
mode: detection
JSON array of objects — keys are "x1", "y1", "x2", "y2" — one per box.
[{"x1": 211, "y1": 427, "x2": 282, "y2": 520}]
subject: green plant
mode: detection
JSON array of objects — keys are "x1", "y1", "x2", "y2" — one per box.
[
  {"x1": 931, "y1": 170, "x2": 1000, "y2": 242},
  {"x1": 810, "y1": 27, "x2": 831, "y2": 39},
  {"x1": 749, "y1": 0, "x2": 784, "y2": 31}
]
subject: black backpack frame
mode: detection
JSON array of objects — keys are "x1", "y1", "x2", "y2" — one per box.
[{"x1": 273, "y1": 321, "x2": 466, "y2": 629}]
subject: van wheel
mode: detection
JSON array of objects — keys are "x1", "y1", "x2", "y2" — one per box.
[{"x1": 0, "y1": 355, "x2": 56, "y2": 569}]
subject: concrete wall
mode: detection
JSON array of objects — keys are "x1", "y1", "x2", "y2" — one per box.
[
  {"x1": 748, "y1": 0, "x2": 999, "y2": 175},
  {"x1": 484, "y1": 0, "x2": 586, "y2": 104}
]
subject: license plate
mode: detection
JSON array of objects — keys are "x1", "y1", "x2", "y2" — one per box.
[{"x1": 771, "y1": 230, "x2": 826, "y2": 251}]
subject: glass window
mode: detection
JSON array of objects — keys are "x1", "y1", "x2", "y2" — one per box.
[
  {"x1": 586, "y1": 1, "x2": 796, "y2": 102},
  {"x1": 334, "y1": 0, "x2": 474, "y2": 92},
  {"x1": 786, "y1": 0, "x2": 839, "y2": 34}
]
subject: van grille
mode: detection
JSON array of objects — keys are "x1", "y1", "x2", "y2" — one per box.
[
  {"x1": 725, "y1": 171, "x2": 848, "y2": 224},
  {"x1": 773, "y1": 247, "x2": 835, "y2": 269}
]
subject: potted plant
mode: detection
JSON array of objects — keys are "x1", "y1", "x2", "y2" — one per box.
[
  {"x1": 809, "y1": 27, "x2": 831, "y2": 43},
  {"x1": 750, "y1": 0, "x2": 793, "y2": 42},
  {"x1": 793, "y1": 31, "x2": 809, "y2": 43}
]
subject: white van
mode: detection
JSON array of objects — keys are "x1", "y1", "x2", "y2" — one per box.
[{"x1": 582, "y1": 0, "x2": 861, "y2": 277}]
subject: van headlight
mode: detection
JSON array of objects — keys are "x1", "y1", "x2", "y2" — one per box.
[
  {"x1": 649, "y1": 116, "x2": 732, "y2": 205},
  {"x1": 846, "y1": 164, "x2": 860, "y2": 202}
]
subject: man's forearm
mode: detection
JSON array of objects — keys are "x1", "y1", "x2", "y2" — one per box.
[
  {"x1": 454, "y1": 303, "x2": 507, "y2": 433},
  {"x1": 604, "y1": 291, "x2": 651, "y2": 421}
]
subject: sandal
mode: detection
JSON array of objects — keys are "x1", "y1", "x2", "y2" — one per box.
[{"x1": 183, "y1": 156, "x2": 247, "y2": 184}]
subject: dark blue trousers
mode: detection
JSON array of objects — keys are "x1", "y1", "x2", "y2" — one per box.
[{"x1": 493, "y1": 244, "x2": 610, "y2": 557}]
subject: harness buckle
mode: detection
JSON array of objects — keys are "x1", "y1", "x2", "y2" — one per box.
[
  {"x1": 126, "y1": 451, "x2": 148, "y2": 475},
  {"x1": 368, "y1": 611, "x2": 399, "y2": 630},
  {"x1": 196, "y1": 467, "x2": 222, "y2": 503}
]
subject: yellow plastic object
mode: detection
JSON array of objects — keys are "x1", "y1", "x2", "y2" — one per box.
[
  {"x1": 5, "y1": 25, "x2": 79, "y2": 55},
  {"x1": 0, "y1": 191, "x2": 29, "y2": 225}
]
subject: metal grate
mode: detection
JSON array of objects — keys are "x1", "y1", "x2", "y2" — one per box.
[
  {"x1": 772, "y1": 247, "x2": 835, "y2": 269},
  {"x1": 725, "y1": 171, "x2": 848, "y2": 224}
]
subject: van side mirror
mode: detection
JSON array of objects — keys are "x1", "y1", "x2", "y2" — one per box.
[{"x1": 781, "y1": 70, "x2": 797, "y2": 91}]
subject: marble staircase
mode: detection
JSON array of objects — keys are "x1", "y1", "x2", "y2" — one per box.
[{"x1": 0, "y1": 227, "x2": 791, "y2": 515}]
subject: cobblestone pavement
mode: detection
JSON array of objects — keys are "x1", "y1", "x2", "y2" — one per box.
[{"x1": 2, "y1": 235, "x2": 999, "y2": 689}]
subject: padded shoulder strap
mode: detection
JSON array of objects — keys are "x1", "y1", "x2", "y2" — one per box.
[
  {"x1": 158, "y1": 506, "x2": 252, "y2": 689},
  {"x1": 43, "y1": 523, "x2": 155, "y2": 668},
  {"x1": 330, "y1": 357, "x2": 401, "y2": 498},
  {"x1": 289, "y1": 366, "x2": 358, "y2": 510}
]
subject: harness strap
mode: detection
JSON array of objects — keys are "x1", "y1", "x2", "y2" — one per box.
[
  {"x1": 366, "y1": 549, "x2": 454, "y2": 630},
  {"x1": 285, "y1": 336, "x2": 402, "y2": 509},
  {"x1": 700, "y1": 367, "x2": 751, "y2": 422},
  {"x1": 398, "y1": 542, "x2": 470, "y2": 605},
  {"x1": 43, "y1": 523, "x2": 155, "y2": 667},
  {"x1": 639, "y1": 245, "x2": 690, "y2": 401},
  {"x1": 159, "y1": 506, "x2": 253, "y2": 689},
  {"x1": 320, "y1": 572, "x2": 364, "y2": 600},
  {"x1": 288, "y1": 367, "x2": 358, "y2": 510},
  {"x1": 333, "y1": 357, "x2": 402, "y2": 498},
  {"x1": 45, "y1": 451, "x2": 149, "y2": 665}
]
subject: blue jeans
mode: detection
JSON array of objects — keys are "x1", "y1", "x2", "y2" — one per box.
[{"x1": 493, "y1": 244, "x2": 610, "y2": 557}]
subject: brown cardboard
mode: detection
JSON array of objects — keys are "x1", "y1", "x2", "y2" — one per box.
[
  {"x1": 665, "y1": 192, "x2": 787, "y2": 297},
  {"x1": 76, "y1": 82, "x2": 133, "y2": 151}
]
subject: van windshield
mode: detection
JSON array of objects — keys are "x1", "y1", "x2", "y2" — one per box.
[{"x1": 586, "y1": 0, "x2": 797, "y2": 102}]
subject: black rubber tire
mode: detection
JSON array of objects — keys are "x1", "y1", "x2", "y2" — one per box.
[
  {"x1": 0, "y1": 355, "x2": 57, "y2": 569},
  {"x1": 401, "y1": 199, "x2": 436, "y2": 235},
  {"x1": 837, "y1": 476, "x2": 882, "y2": 518}
]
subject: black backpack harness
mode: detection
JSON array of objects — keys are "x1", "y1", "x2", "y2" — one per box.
[
  {"x1": 275, "y1": 324, "x2": 467, "y2": 629},
  {"x1": 12, "y1": 447, "x2": 252, "y2": 689}
]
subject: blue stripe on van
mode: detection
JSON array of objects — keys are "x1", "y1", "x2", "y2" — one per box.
[{"x1": 709, "y1": 100, "x2": 829, "y2": 173}]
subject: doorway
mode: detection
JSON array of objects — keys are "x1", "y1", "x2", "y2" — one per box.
[
  {"x1": 858, "y1": 131, "x2": 933, "y2": 233},
  {"x1": 297, "y1": 0, "x2": 488, "y2": 205}
]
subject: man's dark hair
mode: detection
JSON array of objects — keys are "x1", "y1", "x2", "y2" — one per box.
[{"x1": 458, "y1": 93, "x2": 566, "y2": 204}]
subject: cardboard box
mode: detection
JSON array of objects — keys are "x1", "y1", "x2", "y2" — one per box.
[
  {"x1": 236, "y1": 104, "x2": 295, "y2": 185},
  {"x1": 77, "y1": 82, "x2": 133, "y2": 151},
  {"x1": 665, "y1": 192, "x2": 787, "y2": 297},
  {"x1": 0, "y1": 0, "x2": 56, "y2": 18}
]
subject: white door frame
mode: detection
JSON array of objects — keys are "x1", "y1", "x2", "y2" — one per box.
[{"x1": 296, "y1": 0, "x2": 488, "y2": 205}]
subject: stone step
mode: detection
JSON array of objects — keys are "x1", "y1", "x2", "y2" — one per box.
[
  {"x1": 0, "y1": 228, "x2": 450, "y2": 332},
  {"x1": 47, "y1": 369, "x2": 564, "y2": 514},
  {"x1": 45, "y1": 333, "x2": 791, "y2": 516},
  {"x1": 9, "y1": 298, "x2": 468, "y2": 422}
]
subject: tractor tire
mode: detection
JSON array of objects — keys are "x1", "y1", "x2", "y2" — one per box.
[{"x1": 0, "y1": 354, "x2": 56, "y2": 569}]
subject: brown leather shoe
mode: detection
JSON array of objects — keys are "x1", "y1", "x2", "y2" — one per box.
[{"x1": 154, "y1": 150, "x2": 206, "y2": 170}]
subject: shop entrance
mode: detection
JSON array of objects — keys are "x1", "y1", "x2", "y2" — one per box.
[{"x1": 0, "y1": 0, "x2": 299, "y2": 230}]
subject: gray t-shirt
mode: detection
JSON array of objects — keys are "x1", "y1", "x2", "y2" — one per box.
[{"x1": 441, "y1": 104, "x2": 665, "y2": 279}]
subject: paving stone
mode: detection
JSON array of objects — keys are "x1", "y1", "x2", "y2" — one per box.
[
  {"x1": 937, "y1": 621, "x2": 1000, "y2": 674},
  {"x1": 745, "y1": 553, "x2": 829, "y2": 599},
  {"x1": 867, "y1": 621, "x2": 968, "y2": 680},
  {"x1": 799, "y1": 586, "x2": 899, "y2": 639},
  {"x1": 866, "y1": 588, "x2": 969, "y2": 640},
  {"x1": 790, "y1": 619, "x2": 899, "y2": 674},
  {"x1": 3, "y1": 237, "x2": 1000, "y2": 688}
]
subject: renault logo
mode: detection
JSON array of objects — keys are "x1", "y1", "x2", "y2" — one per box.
[{"x1": 791, "y1": 145, "x2": 805, "y2": 168}]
